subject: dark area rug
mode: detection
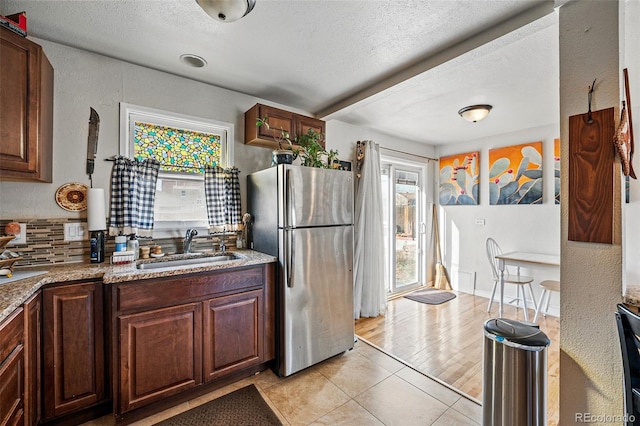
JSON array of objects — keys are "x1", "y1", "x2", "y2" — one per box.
[
  {"x1": 153, "y1": 384, "x2": 282, "y2": 426},
  {"x1": 404, "y1": 288, "x2": 456, "y2": 305}
]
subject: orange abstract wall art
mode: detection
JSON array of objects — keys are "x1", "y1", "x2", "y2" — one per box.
[
  {"x1": 439, "y1": 151, "x2": 479, "y2": 205},
  {"x1": 489, "y1": 141, "x2": 543, "y2": 205}
]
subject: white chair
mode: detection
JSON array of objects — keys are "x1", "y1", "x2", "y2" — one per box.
[
  {"x1": 486, "y1": 238, "x2": 537, "y2": 321},
  {"x1": 533, "y1": 280, "x2": 560, "y2": 322}
]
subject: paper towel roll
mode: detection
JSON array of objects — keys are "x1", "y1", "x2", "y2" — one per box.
[{"x1": 87, "y1": 188, "x2": 106, "y2": 231}]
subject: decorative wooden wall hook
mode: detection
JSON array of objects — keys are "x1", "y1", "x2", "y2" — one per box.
[{"x1": 587, "y1": 79, "x2": 597, "y2": 123}]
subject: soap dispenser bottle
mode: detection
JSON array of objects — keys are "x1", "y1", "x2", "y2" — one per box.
[{"x1": 127, "y1": 234, "x2": 139, "y2": 259}]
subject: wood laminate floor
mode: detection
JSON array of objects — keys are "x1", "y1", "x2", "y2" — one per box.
[{"x1": 355, "y1": 291, "x2": 560, "y2": 426}]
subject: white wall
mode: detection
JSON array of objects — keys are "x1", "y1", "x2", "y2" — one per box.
[
  {"x1": 0, "y1": 39, "x2": 429, "y2": 222},
  {"x1": 327, "y1": 119, "x2": 436, "y2": 162},
  {"x1": 559, "y1": 1, "x2": 623, "y2": 423},
  {"x1": 622, "y1": 0, "x2": 640, "y2": 293},
  {"x1": 435, "y1": 123, "x2": 561, "y2": 312}
]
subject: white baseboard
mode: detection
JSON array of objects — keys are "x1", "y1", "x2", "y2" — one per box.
[{"x1": 465, "y1": 288, "x2": 559, "y2": 318}]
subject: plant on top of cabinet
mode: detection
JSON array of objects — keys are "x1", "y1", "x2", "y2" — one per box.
[
  {"x1": 296, "y1": 128, "x2": 339, "y2": 169},
  {"x1": 256, "y1": 116, "x2": 298, "y2": 166},
  {"x1": 256, "y1": 118, "x2": 338, "y2": 169}
]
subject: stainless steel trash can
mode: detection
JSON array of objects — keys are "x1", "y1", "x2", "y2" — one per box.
[{"x1": 482, "y1": 318, "x2": 551, "y2": 426}]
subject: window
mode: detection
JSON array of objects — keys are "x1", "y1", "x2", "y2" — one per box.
[{"x1": 120, "y1": 103, "x2": 234, "y2": 235}]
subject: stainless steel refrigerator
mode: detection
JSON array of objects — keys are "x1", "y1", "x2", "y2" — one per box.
[{"x1": 247, "y1": 164, "x2": 354, "y2": 377}]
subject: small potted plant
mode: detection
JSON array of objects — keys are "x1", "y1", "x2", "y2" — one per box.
[
  {"x1": 296, "y1": 128, "x2": 339, "y2": 169},
  {"x1": 256, "y1": 117, "x2": 298, "y2": 166}
]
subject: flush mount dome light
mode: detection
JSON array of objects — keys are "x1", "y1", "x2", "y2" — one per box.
[
  {"x1": 196, "y1": 0, "x2": 256, "y2": 22},
  {"x1": 458, "y1": 104, "x2": 493, "y2": 122},
  {"x1": 180, "y1": 54, "x2": 207, "y2": 68}
]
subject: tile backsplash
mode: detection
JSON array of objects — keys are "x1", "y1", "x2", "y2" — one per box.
[{"x1": 0, "y1": 219, "x2": 235, "y2": 267}]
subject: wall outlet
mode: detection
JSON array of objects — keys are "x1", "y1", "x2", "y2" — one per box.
[
  {"x1": 475, "y1": 218, "x2": 486, "y2": 226},
  {"x1": 8, "y1": 223, "x2": 27, "y2": 245},
  {"x1": 64, "y1": 223, "x2": 88, "y2": 241}
]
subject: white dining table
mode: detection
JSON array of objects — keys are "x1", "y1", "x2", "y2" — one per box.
[{"x1": 494, "y1": 251, "x2": 561, "y2": 319}]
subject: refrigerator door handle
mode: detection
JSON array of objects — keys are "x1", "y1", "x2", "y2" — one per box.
[
  {"x1": 285, "y1": 168, "x2": 293, "y2": 226},
  {"x1": 286, "y1": 228, "x2": 294, "y2": 287}
]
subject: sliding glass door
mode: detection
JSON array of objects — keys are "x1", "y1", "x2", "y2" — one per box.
[{"x1": 381, "y1": 161, "x2": 426, "y2": 295}]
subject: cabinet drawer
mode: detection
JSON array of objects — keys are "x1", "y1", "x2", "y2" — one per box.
[
  {"x1": 0, "y1": 308, "x2": 23, "y2": 363},
  {"x1": 116, "y1": 266, "x2": 265, "y2": 312}
]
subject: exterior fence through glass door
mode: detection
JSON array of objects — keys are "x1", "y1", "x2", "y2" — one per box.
[
  {"x1": 395, "y1": 170, "x2": 419, "y2": 287},
  {"x1": 381, "y1": 164, "x2": 424, "y2": 295}
]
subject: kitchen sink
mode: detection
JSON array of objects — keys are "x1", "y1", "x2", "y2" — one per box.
[{"x1": 136, "y1": 253, "x2": 239, "y2": 270}]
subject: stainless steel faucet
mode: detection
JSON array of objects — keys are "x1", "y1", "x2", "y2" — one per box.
[
  {"x1": 219, "y1": 227, "x2": 227, "y2": 253},
  {"x1": 183, "y1": 228, "x2": 198, "y2": 253}
]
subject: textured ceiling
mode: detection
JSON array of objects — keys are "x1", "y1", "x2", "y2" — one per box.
[{"x1": 2, "y1": 0, "x2": 559, "y2": 145}]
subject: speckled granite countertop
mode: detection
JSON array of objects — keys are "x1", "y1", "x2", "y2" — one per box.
[{"x1": 0, "y1": 249, "x2": 276, "y2": 324}]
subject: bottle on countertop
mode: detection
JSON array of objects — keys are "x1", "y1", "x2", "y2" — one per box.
[
  {"x1": 127, "y1": 235, "x2": 139, "y2": 259},
  {"x1": 115, "y1": 235, "x2": 127, "y2": 252}
]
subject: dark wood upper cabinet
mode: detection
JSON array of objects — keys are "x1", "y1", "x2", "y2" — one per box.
[
  {"x1": 244, "y1": 103, "x2": 325, "y2": 150},
  {"x1": 0, "y1": 27, "x2": 54, "y2": 182},
  {"x1": 42, "y1": 281, "x2": 106, "y2": 420},
  {"x1": 295, "y1": 114, "x2": 325, "y2": 141}
]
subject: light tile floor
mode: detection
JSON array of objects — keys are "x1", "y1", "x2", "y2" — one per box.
[{"x1": 82, "y1": 339, "x2": 481, "y2": 426}]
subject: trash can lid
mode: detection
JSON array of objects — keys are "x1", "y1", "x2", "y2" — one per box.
[{"x1": 484, "y1": 318, "x2": 550, "y2": 348}]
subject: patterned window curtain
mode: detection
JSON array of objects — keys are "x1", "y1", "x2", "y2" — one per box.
[
  {"x1": 204, "y1": 166, "x2": 242, "y2": 232},
  {"x1": 109, "y1": 156, "x2": 161, "y2": 237}
]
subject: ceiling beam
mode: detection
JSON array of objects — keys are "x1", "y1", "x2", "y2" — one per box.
[{"x1": 316, "y1": 0, "x2": 556, "y2": 120}]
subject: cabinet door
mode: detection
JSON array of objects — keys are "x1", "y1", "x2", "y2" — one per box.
[
  {"x1": 0, "y1": 309, "x2": 24, "y2": 426},
  {"x1": 43, "y1": 282, "x2": 105, "y2": 420},
  {"x1": 24, "y1": 293, "x2": 41, "y2": 426},
  {"x1": 203, "y1": 289, "x2": 263, "y2": 382},
  {"x1": 294, "y1": 115, "x2": 326, "y2": 148},
  {"x1": 0, "y1": 27, "x2": 53, "y2": 182},
  {"x1": 257, "y1": 104, "x2": 294, "y2": 142},
  {"x1": 118, "y1": 303, "x2": 202, "y2": 414}
]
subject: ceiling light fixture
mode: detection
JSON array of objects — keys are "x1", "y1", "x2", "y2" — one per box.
[
  {"x1": 458, "y1": 104, "x2": 493, "y2": 123},
  {"x1": 196, "y1": 0, "x2": 256, "y2": 23},
  {"x1": 180, "y1": 54, "x2": 208, "y2": 68}
]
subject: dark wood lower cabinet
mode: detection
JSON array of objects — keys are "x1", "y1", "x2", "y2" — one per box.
[
  {"x1": 0, "y1": 261, "x2": 275, "y2": 424},
  {"x1": 203, "y1": 289, "x2": 263, "y2": 381},
  {"x1": 114, "y1": 263, "x2": 276, "y2": 417},
  {"x1": 0, "y1": 308, "x2": 24, "y2": 426},
  {"x1": 43, "y1": 281, "x2": 106, "y2": 421},
  {"x1": 24, "y1": 293, "x2": 41, "y2": 426},
  {"x1": 118, "y1": 303, "x2": 202, "y2": 414}
]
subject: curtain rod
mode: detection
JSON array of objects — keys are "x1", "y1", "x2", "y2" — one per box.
[
  {"x1": 379, "y1": 146, "x2": 437, "y2": 162},
  {"x1": 104, "y1": 157, "x2": 240, "y2": 173}
]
